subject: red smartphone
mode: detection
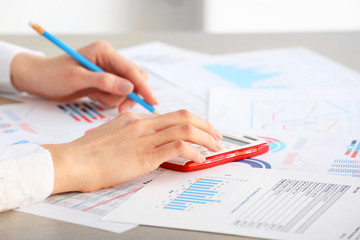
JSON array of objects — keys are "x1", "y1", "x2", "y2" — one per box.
[{"x1": 161, "y1": 133, "x2": 269, "y2": 172}]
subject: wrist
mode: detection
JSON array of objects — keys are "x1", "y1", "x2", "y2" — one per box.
[
  {"x1": 42, "y1": 143, "x2": 86, "y2": 195},
  {"x1": 10, "y1": 53, "x2": 44, "y2": 93}
]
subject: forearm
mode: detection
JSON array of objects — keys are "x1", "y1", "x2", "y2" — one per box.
[
  {"x1": 10, "y1": 53, "x2": 46, "y2": 94},
  {"x1": 0, "y1": 41, "x2": 44, "y2": 93}
]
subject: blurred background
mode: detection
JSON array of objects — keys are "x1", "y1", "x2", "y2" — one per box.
[{"x1": 0, "y1": 0, "x2": 359, "y2": 34}]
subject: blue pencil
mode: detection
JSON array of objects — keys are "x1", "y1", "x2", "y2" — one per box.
[{"x1": 29, "y1": 22, "x2": 160, "y2": 115}]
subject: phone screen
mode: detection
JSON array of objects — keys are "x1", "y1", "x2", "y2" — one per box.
[{"x1": 222, "y1": 136, "x2": 249, "y2": 146}]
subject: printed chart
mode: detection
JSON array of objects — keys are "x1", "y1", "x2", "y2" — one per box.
[
  {"x1": 104, "y1": 167, "x2": 360, "y2": 240},
  {"x1": 163, "y1": 178, "x2": 223, "y2": 211},
  {"x1": 234, "y1": 158, "x2": 272, "y2": 169},
  {"x1": 209, "y1": 89, "x2": 360, "y2": 135},
  {"x1": 344, "y1": 139, "x2": 360, "y2": 159},
  {"x1": 57, "y1": 102, "x2": 106, "y2": 123},
  {"x1": 232, "y1": 179, "x2": 350, "y2": 233},
  {"x1": 158, "y1": 176, "x2": 248, "y2": 213},
  {"x1": 253, "y1": 135, "x2": 340, "y2": 172},
  {"x1": 281, "y1": 137, "x2": 309, "y2": 166},
  {"x1": 46, "y1": 169, "x2": 163, "y2": 216},
  {"x1": 260, "y1": 136, "x2": 286, "y2": 153},
  {"x1": 328, "y1": 139, "x2": 360, "y2": 178},
  {"x1": 0, "y1": 107, "x2": 39, "y2": 135},
  {"x1": 232, "y1": 136, "x2": 286, "y2": 169},
  {"x1": 251, "y1": 100, "x2": 357, "y2": 134},
  {"x1": 205, "y1": 65, "x2": 278, "y2": 88}
]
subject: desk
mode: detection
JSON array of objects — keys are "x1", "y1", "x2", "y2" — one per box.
[{"x1": 0, "y1": 32, "x2": 359, "y2": 240}]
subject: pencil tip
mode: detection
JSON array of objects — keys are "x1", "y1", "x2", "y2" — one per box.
[{"x1": 153, "y1": 109, "x2": 162, "y2": 115}]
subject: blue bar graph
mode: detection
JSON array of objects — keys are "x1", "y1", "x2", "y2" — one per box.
[
  {"x1": 58, "y1": 102, "x2": 105, "y2": 123},
  {"x1": 164, "y1": 178, "x2": 223, "y2": 211},
  {"x1": 183, "y1": 191, "x2": 216, "y2": 196},
  {"x1": 164, "y1": 206, "x2": 186, "y2": 210}
]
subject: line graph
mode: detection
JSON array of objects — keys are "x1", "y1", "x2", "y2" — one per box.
[
  {"x1": 46, "y1": 169, "x2": 163, "y2": 216},
  {"x1": 250, "y1": 100, "x2": 358, "y2": 134}
]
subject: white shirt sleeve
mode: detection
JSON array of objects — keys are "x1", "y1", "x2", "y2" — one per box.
[
  {"x1": 0, "y1": 42, "x2": 53, "y2": 211},
  {"x1": 0, "y1": 41, "x2": 44, "y2": 93},
  {"x1": 0, "y1": 144, "x2": 54, "y2": 212}
]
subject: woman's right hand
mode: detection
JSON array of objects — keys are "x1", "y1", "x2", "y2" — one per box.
[{"x1": 43, "y1": 110, "x2": 223, "y2": 194}]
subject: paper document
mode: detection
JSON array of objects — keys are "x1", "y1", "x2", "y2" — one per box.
[
  {"x1": 131, "y1": 73, "x2": 207, "y2": 119},
  {"x1": 0, "y1": 71, "x2": 204, "y2": 232},
  {"x1": 209, "y1": 88, "x2": 360, "y2": 135},
  {"x1": 104, "y1": 165, "x2": 360, "y2": 240},
  {"x1": 142, "y1": 47, "x2": 360, "y2": 100},
  {"x1": 20, "y1": 169, "x2": 164, "y2": 233},
  {"x1": 0, "y1": 96, "x2": 118, "y2": 143},
  {"x1": 119, "y1": 41, "x2": 209, "y2": 67},
  {"x1": 227, "y1": 132, "x2": 360, "y2": 178}
]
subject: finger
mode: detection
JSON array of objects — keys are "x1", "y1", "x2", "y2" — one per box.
[
  {"x1": 100, "y1": 48, "x2": 158, "y2": 105},
  {"x1": 150, "y1": 140, "x2": 205, "y2": 165},
  {"x1": 89, "y1": 91, "x2": 127, "y2": 108},
  {"x1": 118, "y1": 89, "x2": 145, "y2": 113},
  {"x1": 142, "y1": 109, "x2": 222, "y2": 141},
  {"x1": 143, "y1": 124, "x2": 221, "y2": 152},
  {"x1": 76, "y1": 69, "x2": 134, "y2": 96},
  {"x1": 118, "y1": 99, "x2": 136, "y2": 113}
]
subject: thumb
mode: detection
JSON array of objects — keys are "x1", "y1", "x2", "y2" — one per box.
[{"x1": 80, "y1": 71, "x2": 134, "y2": 96}]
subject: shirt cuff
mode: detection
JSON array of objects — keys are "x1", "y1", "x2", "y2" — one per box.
[
  {"x1": 0, "y1": 41, "x2": 44, "y2": 93},
  {"x1": 0, "y1": 144, "x2": 54, "y2": 211}
]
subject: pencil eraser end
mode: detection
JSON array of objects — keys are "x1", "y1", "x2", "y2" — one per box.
[{"x1": 28, "y1": 20, "x2": 35, "y2": 27}]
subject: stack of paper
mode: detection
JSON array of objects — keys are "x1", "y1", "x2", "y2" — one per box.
[
  {"x1": 104, "y1": 42, "x2": 360, "y2": 239},
  {"x1": 2, "y1": 41, "x2": 360, "y2": 239}
]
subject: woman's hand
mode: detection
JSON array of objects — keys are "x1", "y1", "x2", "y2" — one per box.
[
  {"x1": 10, "y1": 41, "x2": 157, "y2": 112},
  {"x1": 43, "y1": 110, "x2": 223, "y2": 194}
]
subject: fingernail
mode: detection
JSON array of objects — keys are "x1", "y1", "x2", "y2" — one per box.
[
  {"x1": 200, "y1": 155, "x2": 206, "y2": 163},
  {"x1": 153, "y1": 95, "x2": 159, "y2": 105},
  {"x1": 216, "y1": 141, "x2": 223, "y2": 151},
  {"x1": 215, "y1": 130, "x2": 223, "y2": 140},
  {"x1": 117, "y1": 81, "x2": 133, "y2": 94}
]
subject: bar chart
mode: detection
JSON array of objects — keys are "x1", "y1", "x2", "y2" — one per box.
[
  {"x1": 328, "y1": 159, "x2": 360, "y2": 177},
  {"x1": 344, "y1": 139, "x2": 360, "y2": 158},
  {"x1": 161, "y1": 176, "x2": 247, "y2": 212},
  {"x1": 57, "y1": 102, "x2": 106, "y2": 123},
  {"x1": 327, "y1": 139, "x2": 360, "y2": 177},
  {"x1": 164, "y1": 178, "x2": 222, "y2": 211}
]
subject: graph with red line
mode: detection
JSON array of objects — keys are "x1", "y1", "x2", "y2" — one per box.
[
  {"x1": 45, "y1": 169, "x2": 163, "y2": 216},
  {"x1": 250, "y1": 100, "x2": 358, "y2": 134},
  {"x1": 57, "y1": 102, "x2": 106, "y2": 123}
]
